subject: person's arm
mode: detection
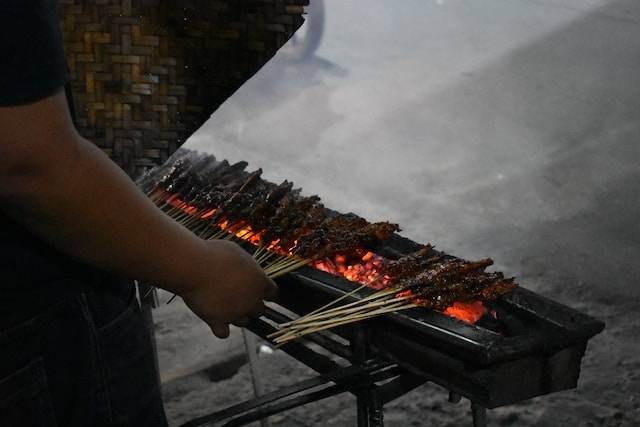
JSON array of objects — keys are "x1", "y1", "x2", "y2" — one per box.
[{"x1": 0, "y1": 88, "x2": 276, "y2": 338}]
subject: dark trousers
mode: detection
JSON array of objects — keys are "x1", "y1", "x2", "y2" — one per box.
[{"x1": 0, "y1": 283, "x2": 168, "y2": 427}]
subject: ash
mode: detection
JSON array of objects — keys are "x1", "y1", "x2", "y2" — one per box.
[{"x1": 158, "y1": 0, "x2": 639, "y2": 425}]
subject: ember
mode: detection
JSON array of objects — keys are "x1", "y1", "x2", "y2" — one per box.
[
  {"x1": 314, "y1": 250, "x2": 389, "y2": 290},
  {"x1": 444, "y1": 301, "x2": 486, "y2": 324}
]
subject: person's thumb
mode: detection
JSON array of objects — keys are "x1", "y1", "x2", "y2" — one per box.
[{"x1": 210, "y1": 323, "x2": 231, "y2": 339}]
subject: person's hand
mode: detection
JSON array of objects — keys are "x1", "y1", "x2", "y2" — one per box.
[
  {"x1": 0, "y1": 90, "x2": 273, "y2": 338},
  {"x1": 178, "y1": 240, "x2": 277, "y2": 338}
]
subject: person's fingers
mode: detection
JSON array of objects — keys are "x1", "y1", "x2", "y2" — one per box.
[
  {"x1": 210, "y1": 323, "x2": 230, "y2": 339},
  {"x1": 264, "y1": 279, "x2": 278, "y2": 302},
  {"x1": 249, "y1": 301, "x2": 267, "y2": 318}
]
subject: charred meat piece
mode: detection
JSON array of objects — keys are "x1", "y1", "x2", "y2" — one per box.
[
  {"x1": 203, "y1": 159, "x2": 231, "y2": 183},
  {"x1": 247, "y1": 180, "x2": 293, "y2": 243},
  {"x1": 294, "y1": 226, "x2": 328, "y2": 258},
  {"x1": 155, "y1": 158, "x2": 192, "y2": 192},
  {"x1": 204, "y1": 169, "x2": 264, "y2": 225},
  {"x1": 273, "y1": 195, "x2": 322, "y2": 251},
  {"x1": 141, "y1": 152, "x2": 195, "y2": 195},
  {"x1": 396, "y1": 257, "x2": 515, "y2": 309},
  {"x1": 294, "y1": 214, "x2": 399, "y2": 259},
  {"x1": 384, "y1": 245, "x2": 436, "y2": 279},
  {"x1": 259, "y1": 189, "x2": 301, "y2": 248}
]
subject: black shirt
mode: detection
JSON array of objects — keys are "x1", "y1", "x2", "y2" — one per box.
[
  {"x1": 0, "y1": 0, "x2": 69, "y2": 106},
  {"x1": 0, "y1": 0, "x2": 130, "y2": 325}
]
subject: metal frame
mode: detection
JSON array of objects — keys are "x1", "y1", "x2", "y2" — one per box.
[
  {"x1": 166, "y1": 221, "x2": 601, "y2": 427},
  {"x1": 179, "y1": 308, "x2": 489, "y2": 427},
  {"x1": 268, "y1": 244, "x2": 603, "y2": 408}
]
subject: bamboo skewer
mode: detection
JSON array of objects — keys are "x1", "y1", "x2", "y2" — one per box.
[
  {"x1": 274, "y1": 303, "x2": 417, "y2": 346},
  {"x1": 178, "y1": 215, "x2": 199, "y2": 229},
  {"x1": 197, "y1": 225, "x2": 215, "y2": 239},
  {"x1": 262, "y1": 255, "x2": 295, "y2": 271},
  {"x1": 276, "y1": 284, "x2": 369, "y2": 328},
  {"x1": 266, "y1": 287, "x2": 406, "y2": 339},
  {"x1": 263, "y1": 260, "x2": 298, "y2": 275},
  {"x1": 255, "y1": 250, "x2": 270, "y2": 264},
  {"x1": 265, "y1": 260, "x2": 311, "y2": 279},
  {"x1": 268, "y1": 264, "x2": 309, "y2": 279},
  {"x1": 262, "y1": 254, "x2": 292, "y2": 270},
  {"x1": 255, "y1": 246, "x2": 274, "y2": 260},
  {"x1": 163, "y1": 201, "x2": 185, "y2": 214},
  {"x1": 182, "y1": 216, "x2": 204, "y2": 230},
  {"x1": 263, "y1": 252, "x2": 309, "y2": 270},
  {"x1": 149, "y1": 191, "x2": 164, "y2": 204},
  {"x1": 277, "y1": 295, "x2": 413, "y2": 330},
  {"x1": 253, "y1": 246, "x2": 266, "y2": 260},
  {"x1": 273, "y1": 308, "x2": 411, "y2": 347},
  {"x1": 257, "y1": 250, "x2": 282, "y2": 266},
  {"x1": 274, "y1": 300, "x2": 411, "y2": 342},
  {"x1": 269, "y1": 293, "x2": 408, "y2": 335},
  {"x1": 208, "y1": 228, "x2": 228, "y2": 240},
  {"x1": 264, "y1": 258, "x2": 310, "y2": 277},
  {"x1": 174, "y1": 211, "x2": 192, "y2": 224},
  {"x1": 288, "y1": 286, "x2": 403, "y2": 321}
]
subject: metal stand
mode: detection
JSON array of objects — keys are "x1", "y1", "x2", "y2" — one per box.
[
  {"x1": 178, "y1": 309, "x2": 489, "y2": 427},
  {"x1": 350, "y1": 327, "x2": 427, "y2": 427},
  {"x1": 180, "y1": 360, "x2": 402, "y2": 427},
  {"x1": 352, "y1": 328, "x2": 383, "y2": 427},
  {"x1": 179, "y1": 310, "x2": 428, "y2": 427},
  {"x1": 471, "y1": 402, "x2": 488, "y2": 427}
]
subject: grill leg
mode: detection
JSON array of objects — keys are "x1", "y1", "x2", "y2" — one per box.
[
  {"x1": 353, "y1": 328, "x2": 384, "y2": 427},
  {"x1": 471, "y1": 402, "x2": 488, "y2": 427},
  {"x1": 357, "y1": 390, "x2": 384, "y2": 427}
]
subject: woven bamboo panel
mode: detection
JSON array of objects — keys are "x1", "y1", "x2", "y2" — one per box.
[{"x1": 58, "y1": 0, "x2": 308, "y2": 178}]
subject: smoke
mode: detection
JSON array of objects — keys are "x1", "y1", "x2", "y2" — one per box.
[{"x1": 185, "y1": 0, "x2": 640, "y2": 294}]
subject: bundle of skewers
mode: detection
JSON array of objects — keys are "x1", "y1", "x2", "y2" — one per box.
[
  {"x1": 270, "y1": 247, "x2": 516, "y2": 345},
  {"x1": 139, "y1": 150, "x2": 400, "y2": 280},
  {"x1": 138, "y1": 149, "x2": 517, "y2": 343}
]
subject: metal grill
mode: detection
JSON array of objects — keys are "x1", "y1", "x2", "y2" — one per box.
[{"x1": 180, "y1": 234, "x2": 604, "y2": 427}]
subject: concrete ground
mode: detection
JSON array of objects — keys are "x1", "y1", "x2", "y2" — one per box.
[{"x1": 157, "y1": 0, "x2": 640, "y2": 425}]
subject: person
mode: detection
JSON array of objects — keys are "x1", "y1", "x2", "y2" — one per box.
[{"x1": 0, "y1": 0, "x2": 277, "y2": 425}]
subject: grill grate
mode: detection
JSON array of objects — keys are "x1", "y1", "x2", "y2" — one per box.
[{"x1": 267, "y1": 232, "x2": 604, "y2": 408}]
